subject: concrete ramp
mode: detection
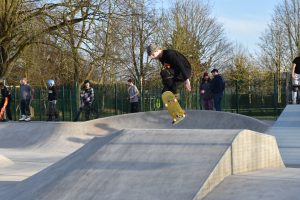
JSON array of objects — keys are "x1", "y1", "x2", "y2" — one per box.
[
  {"x1": 0, "y1": 129, "x2": 284, "y2": 200},
  {"x1": 90, "y1": 110, "x2": 270, "y2": 132},
  {"x1": 268, "y1": 105, "x2": 300, "y2": 167}
]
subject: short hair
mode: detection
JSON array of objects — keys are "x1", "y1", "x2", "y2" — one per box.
[
  {"x1": 146, "y1": 43, "x2": 159, "y2": 56},
  {"x1": 211, "y1": 68, "x2": 219, "y2": 73},
  {"x1": 127, "y1": 78, "x2": 133, "y2": 83}
]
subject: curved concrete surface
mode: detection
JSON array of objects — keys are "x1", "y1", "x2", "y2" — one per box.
[
  {"x1": 0, "y1": 110, "x2": 292, "y2": 200},
  {"x1": 90, "y1": 110, "x2": 270, "y2": 132},
  {"x1": 267, "y1": 105, "x2": 300, "y2": 167}
]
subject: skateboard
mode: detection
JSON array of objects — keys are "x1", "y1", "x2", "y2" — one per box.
[{"x1": 162, "y1": 91, "x2": 186, "y2": 124}]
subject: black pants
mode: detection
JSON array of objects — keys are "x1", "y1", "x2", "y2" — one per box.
[
  {"x1": 0, "y1": 100, "x2": 12, "y2": 120},
  {"x1": 20, "y1": 99, "x2": 31, "y2": 116},
  {"x1": 74, "y1": 104, "x2": 92, "y2": 121},
  {"x1": 48, "y1": 101, "x2": 59, "y2": 121},
  {"x1": 130, "y1": 102, "x2": 139, "y2": 113},
  {"x1": 160, "y1": 68, "x2": 184, "y2": 95}
]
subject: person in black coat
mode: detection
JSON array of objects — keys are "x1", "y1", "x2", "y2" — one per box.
[{"x1": 210, "y1": 69, "x2": 225, "y2": 111}]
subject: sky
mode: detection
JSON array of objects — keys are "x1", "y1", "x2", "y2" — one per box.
[
  {"x1": 211, "y1": 0, "x2": 282, "y2": 53},
  {"x1": 157, "y1": 0, "x2": 283, "y2": 53}
]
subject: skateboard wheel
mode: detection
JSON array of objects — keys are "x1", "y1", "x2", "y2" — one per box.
[
  {"x1": 174, "y1": 99, "x2": 178, "y2": 102},
  {"x1": 165, "y1": 104, "x2": 168, "y2": 107},
  {"x1": 173, "y1": 118, "x2": 176, "y2": 122},
  {"x1": 183, "y1": 114, "x2": 185, "y2": 117}
]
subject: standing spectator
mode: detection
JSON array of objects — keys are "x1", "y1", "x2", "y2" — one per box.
[
  {"x1": 74, "y1": 80, "x2": 94, "y2": 121},
  {"x1": 47, "y1": 79, "x2": 59, "y2": 121},
  {"x1": 210, "y1": 69, "x2": 225, "y2": 111},
  {"x1": 291, "y1": 56, "x2": 300, "y2": 104},
  {"x1": 127, "y1": 79, "x2": 139, "y2": 113},
  {"x1": 19, "y1": 78, "x2": 33, "y2": 121},
  {"x1": 0, "y1": 78, "x2": 12, "y2": 121},
  {"x1": 199, "y1": 72, "x2": 213, "y2": 110}
]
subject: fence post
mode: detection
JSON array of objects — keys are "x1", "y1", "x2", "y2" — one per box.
[
  {"x1": 61, "y1": 85, "x2": 65, "y2": 121},
  {"x1": 114, "y1": 83, "x2": 117, "y2": 115},
  {"x1": 274, "y1": 74, "x2": 278, "y2": 119},
  {"x1": 39, "y1": 88, "x2": 42, "y2": 121},
  {"x1": 12, "y1": 86, "x2": 17, "y2": 120},
  {"x1": 235, "y1": 80, "x2": 239, "y2": 113}
]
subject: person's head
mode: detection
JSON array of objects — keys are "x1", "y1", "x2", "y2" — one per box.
[
  {"x1": 84, "y1": 80, "x2": 90, "y2": 88},
  {"x1": 47, "y1": 79, "x2": 55, "y2": 87},
  {"x1": 0, "y1": 78, "x2": 4, "y2": 89},
  {"x1": 127, "y1": 78, "x2": 134, "y2": 86},
  {"x1": 20, "y1": 78, "x2": 27, "y2": 85},
  {"x1": 211, "y1": 69, "x2": 219, "y2": 76},
  {"x1": 202, "y1": 72, "x2": 209, "y2": 81},
  {"x1": 146, "y1": 43, "x2": 163, "y2": 59}
]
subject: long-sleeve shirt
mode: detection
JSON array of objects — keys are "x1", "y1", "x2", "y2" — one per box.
[
  {"x1": 80, "y1": 87, "x2": 94, "y2": 105},
  {"x1": 159, "y1": 49, "x2": 192, "y2": 81}
]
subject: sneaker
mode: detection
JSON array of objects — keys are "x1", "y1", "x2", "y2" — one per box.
[
  {"x1": 24, "y1": 116, "x2": 31, "y2": 122},
  {"x1": 19, "y1": 115, "x2": 26, "y2": 121}
]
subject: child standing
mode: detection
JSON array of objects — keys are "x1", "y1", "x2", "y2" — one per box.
[
  {"x1": 19, "y1": 78, "x2": 33, "y2": 121},
  {"x1": 47, "y1": 79, "x2": 59, "y2": 121}
]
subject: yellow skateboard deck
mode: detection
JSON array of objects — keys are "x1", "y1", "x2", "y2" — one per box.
[{"x1": 162, "y1": 91, "x2": 186, "y2": 124}]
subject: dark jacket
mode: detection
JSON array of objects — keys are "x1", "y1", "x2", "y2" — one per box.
[
  {"x1": 200, "y1": 80, "x2": 213, "y2": 100},
  {"x1": 48, "y1": 86, "x2": 57, "y2": 101},
  {"x1": 0, "y1": 86, "x2": 11, "y2": 106},
  {"x1": 159, "y1": 49, "x2": 191, "y2": 81},
  {"x1": 210, "y1": 74, "x2": 225, "y2": 94}
]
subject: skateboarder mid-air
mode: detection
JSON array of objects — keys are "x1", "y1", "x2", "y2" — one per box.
[
  {"x1": 146, "y1": 43, "x2": 192, "y2": 124},
  {"x1": 146, "y1": 43, "x2": 192, "y2": 97}
]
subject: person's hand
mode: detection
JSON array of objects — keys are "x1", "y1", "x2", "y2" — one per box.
[
  {"x1": 185, "y1": 79, "x2": 191, "y2": 92},
  {"x1": 200, "y1": 90, "x2": 205, "y2": 94}
]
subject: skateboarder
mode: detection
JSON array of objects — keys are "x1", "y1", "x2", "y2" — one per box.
[
  {"x1": 0, "y1": 78, "x2": 12, "y2": 121},
  {"x1": 146, "y1": 43, "x2": 192, "y2": 97}
]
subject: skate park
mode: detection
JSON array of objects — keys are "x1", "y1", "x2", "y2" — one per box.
[{"x1": 0, "y1": 105, "x2": 299, "y2": 200}]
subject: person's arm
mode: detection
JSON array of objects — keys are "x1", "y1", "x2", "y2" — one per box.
[
  {"x1": 292, "y1": 63, "x2": 296, "y2": 79},
  {"x1": 0, "y1": 97, "x2": 9, "y2": 120},
  {"x1": 89, "y1": 88, "x2": 94, "y2": 103},
  {"x1": 169, "y1": 51, "x2": 191, "y2": 91}
]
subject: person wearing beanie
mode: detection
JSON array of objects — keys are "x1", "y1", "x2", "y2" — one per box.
[
  {"x1": 199, "y1": 72, "x2": 213, "y2": 110},
  {"x1": 74, "y1": 80, "x2": 94, "y2": 121},
  {"x1": 210, "y1": 69, "x2": 225, "y2": 111},
  {"x1": 0, "y1": 78, "x2": 12, "y2": 121},
  {"x1": 146, "y1": 43, "x2": 192, "y2": 97}
]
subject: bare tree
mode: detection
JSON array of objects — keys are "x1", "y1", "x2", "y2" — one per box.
[{"x1": 0, "y1": 0, "x2": 97, "y2": 78}]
